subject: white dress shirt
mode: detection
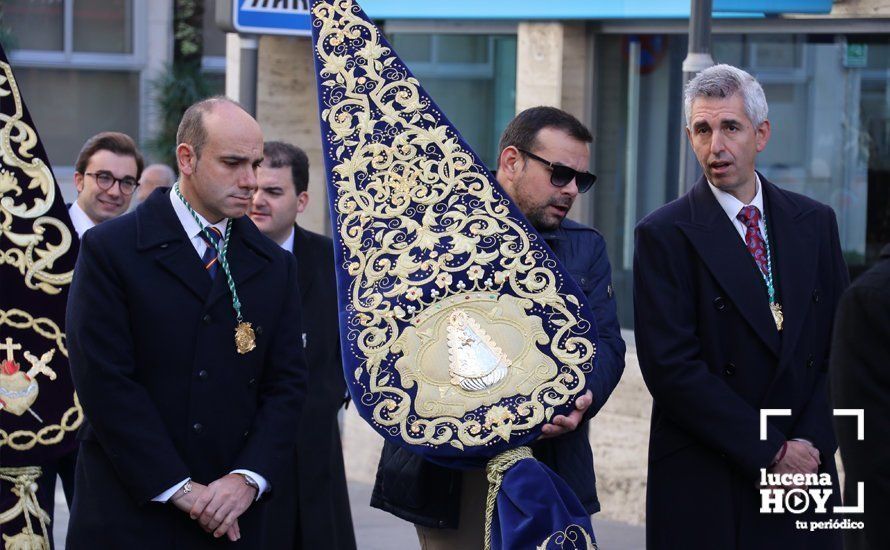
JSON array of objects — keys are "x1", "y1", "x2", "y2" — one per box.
[
  {"x1": 279, "y1": 226, "x2": 295, "y2": 254},
  {"x1": 68, "y1": 201, "x2": 96, "y2": 239},
  {"x1": 152, "y1": 190, "x2": 269, "y2": 503},
  {"x1": 706, "y1": 172, "x2": 766, "y2": 244}
]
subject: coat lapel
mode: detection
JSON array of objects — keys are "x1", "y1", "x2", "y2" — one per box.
[
  {"x1": 136, "y1": 189, "x2": 212, "y2": 302},
  {"x1": 761, "y1": 175, "x2": 819, "y2": 366},
  {"x1": 677, "y1": 176, "x2": 781, "y2": 356},
  {"x1": 293, "y1": 224, "x2": 315, "y2": 302}
]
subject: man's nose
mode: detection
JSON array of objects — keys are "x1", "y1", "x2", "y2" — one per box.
[
  {"x1": 105, "y1": 181, "x2": 122, "y2": 197},
  {"x1": 710, "y1": 132, "x2": 725, "y2": 154},
  {"x1": 251, "y1": 191, "x2": 266, "y2": 207},
  {"x1": 562, "y1": 177, "x2": 579, "y2": 198},
  {"x1": 239, "y1": 168, "x2": 258, "y2": 191}
]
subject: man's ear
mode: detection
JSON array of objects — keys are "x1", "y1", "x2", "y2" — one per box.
[
  {"x1": 755, "y1": 119, "x2": 771, "y2": 153},
  {"x1": 74, "y1": 172, "x2": 85, "y2": 194},
  {"x1": 296, "y1": 191, "x2": 309, "y2": 214},
  {"x1": 176, "y1": 143, "x2": 196, "y2": 176},
  {"x1": 497, "y1": 146, "x2": 523, "y2": 184}
]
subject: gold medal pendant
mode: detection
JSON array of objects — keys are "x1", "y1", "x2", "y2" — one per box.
[
  {"x1": 770, "y1": 303, "x2": 784, "y2": 332},
  {"x1": 235, "y1": 321, "x2": 257, "y2": 354}
]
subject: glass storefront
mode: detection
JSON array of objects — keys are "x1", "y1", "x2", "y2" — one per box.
[
  {"x1": 592, "y1": 32, "x2": 890, "y2": 327},
  {"x1": 389, "y1": 32, "x2": 517, "y2": 169}
]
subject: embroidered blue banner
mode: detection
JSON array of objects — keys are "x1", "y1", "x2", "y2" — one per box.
[{"x1": 310, "y1": 1, "x2": 599, "y2": 546}]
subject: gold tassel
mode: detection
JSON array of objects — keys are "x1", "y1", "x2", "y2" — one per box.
[{"x1": 0, "y1": 466, "x2": 51, "y2": 550}]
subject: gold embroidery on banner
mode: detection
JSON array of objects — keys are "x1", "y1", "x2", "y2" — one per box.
[
  {"x1": 0, "y1": 60, "x2": 73, "y2": 296},
  {"x1": 536, "y1": 524, "x2": 597, "y2": 550},
  {"x1": 0, "y1": 466, "x2": 51, "y2": 550},
  {"x1": 313, "y1": 0, "x2": 595, "y2": 449},
  {"x1": 0, "y1": 309, "x2": 82, "y2": 451}
]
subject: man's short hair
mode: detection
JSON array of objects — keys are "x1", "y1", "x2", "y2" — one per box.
[
  {"x1": 262, "y1": 141, "x2": 310, "y2": 194},
  {"x1": 684, "y1": 64, "x2": 768, "y2": 128},
  {"x1": 498, "y1": 106, "x2": 593, "y2": 157},
  {"x1": 176, "y1": 96, "x2": 248, "y2": 158},
  {"x1": 75, "y1": 131, "x2": 144, "y2": 178}
]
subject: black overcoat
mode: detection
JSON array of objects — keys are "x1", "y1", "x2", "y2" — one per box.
[
  {"x1": 634, "y1": 175, "x2": 848, "y2": 549},
  {"x1": 267, "y1": 225, "x2": 356, "y2": 549},
  {"x1": 830, "y1": 244, "x2": 890, "y2": 550},
  {"x1": 65, "y1": 188, "x2": 306, "y2": 549}
]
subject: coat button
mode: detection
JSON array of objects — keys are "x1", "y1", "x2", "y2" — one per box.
[
  {"x1": 723, "y1": 363, "x2": 736, "y2": 376},
  {"x1": 812, "y1": 289, "x2": 822, "y2": 303},
  {"x1": 255, "y1": 325, "x2": 263, "y2": 336},
  {"x1": 247, "y1": 378, "x2": 257, "y2": 388},
  {"x1": 192, "y1": 422, "x2": 203, "y2": 434},
  {"x1": 197, "y1": 369, "x2": 208, "y2": 380},
  {"x1": 713, "y1": 297, "x2": 726, "y2": 311},
  {"x1": 807, "y1": 356, "x2": 815, "y2": 368},
  {"x1": 243, "y1": 430, "x2": 250, "y2": 438},
  {"x1": 202, "y1": 314, "x2": 212, "y2": 324}
]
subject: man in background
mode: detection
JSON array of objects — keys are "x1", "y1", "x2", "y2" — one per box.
[
  {"x1": 44, "y1": 131, "x2": 145, "y2": 517},
  {"x1": 134, "y1": 163, "x2": 176, "y2": 205},
  {"x1": 68, "y1": 131, "x2": 143, "y2": 238},
  {"x1": 249, "y1": 140, "x2": 356, "y2": 550}
]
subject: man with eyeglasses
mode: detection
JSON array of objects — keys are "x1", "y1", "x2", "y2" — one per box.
[
  {"x1": 69, "y1": 131, "x2": 144, "y2": 238},
  {"x1": 40, "y1": 131, "x2": 145, "y2": 518},
  {"x1": 370, "y1": 106, "x2": 626, "y2": 550}
]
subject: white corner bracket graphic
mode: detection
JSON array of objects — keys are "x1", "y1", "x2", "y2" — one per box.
[
  {"x1": 833, "y1": 408, "x2": 865, "y2": 440},
  {"x1": 760, "y1": 409, "x2": 792, "y2": 440},
  {"x1": 835, "y1": 482, "x2": 865, "y2": 514}
]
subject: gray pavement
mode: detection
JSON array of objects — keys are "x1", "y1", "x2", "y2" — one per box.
[{"x1": 53, "y1": 476, "x2": 643, "y2": 549}]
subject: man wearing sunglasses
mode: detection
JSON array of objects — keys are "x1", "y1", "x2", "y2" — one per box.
[
  {"x1": 69, "y1": 131, "x2": 144, "y2": 238},
  {"x1": 371, "y1": 106, "x2": 626, "y2": 550}
]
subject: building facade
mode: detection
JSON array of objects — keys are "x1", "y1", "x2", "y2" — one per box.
[{"x1": 5, "y1": 1, "x2": 888, "y2": 322}]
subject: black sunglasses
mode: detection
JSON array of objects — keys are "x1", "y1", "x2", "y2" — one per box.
[{"x1": 517, "y1": 149, "x2": 597, "y2": 193}]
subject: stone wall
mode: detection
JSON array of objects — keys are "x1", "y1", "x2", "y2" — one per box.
[
  {"x1": 255, "y1": 35, "x2": 329, "y2": 236},
  {"x1": 829, "y1": 0, "x2": 890, "y2": 16}
]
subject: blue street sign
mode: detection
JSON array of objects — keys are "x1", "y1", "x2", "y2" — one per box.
[{"x1": 233, "y1": 0, "x2": 311, "y2": 36}]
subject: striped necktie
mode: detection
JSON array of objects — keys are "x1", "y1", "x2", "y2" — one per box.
[{"x1": 200, "y1": 226, "x2": 223, "y2": 279}]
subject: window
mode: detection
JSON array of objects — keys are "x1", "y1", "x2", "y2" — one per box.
[
  {"x1": 5, "y1": 0, "x2": 144, "y2": 170},
  {"x1": 16, "y1": 68, "x2": 140, "y2": 167},
  {"x1": 388, "y1": 33, "x2": 517, "y2": 169},
  {"x1": 5, "y1": 0, "x2": 64, "y2": 51}
]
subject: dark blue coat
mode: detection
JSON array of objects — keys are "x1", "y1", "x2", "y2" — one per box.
[
  {"x1": 65, "y1": 189, "x2": 307, "y2": 549},
  {"x1": 634, "y1": 175, "x2": 847, "y2": 549},
  {"x1": 370, "y1": 219, "x2": 626, "y2": 528}
]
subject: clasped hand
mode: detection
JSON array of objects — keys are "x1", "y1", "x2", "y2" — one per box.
[{"x1": 170, "y1": 474, "x2": 257, "y2": 541}]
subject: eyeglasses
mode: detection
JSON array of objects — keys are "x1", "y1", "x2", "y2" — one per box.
[
  {"x1": 517, "y1": 149, "x2": 597, "y2": 193},
  {"x1": 86, "y1": 171, "x2": 140, "y2": 196}
]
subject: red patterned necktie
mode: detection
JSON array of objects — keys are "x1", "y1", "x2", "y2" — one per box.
[
  {"x1": 736, "y1": 205, "x2": 768, "y2": 277},
  {"x1": 199, "y1": 226, "x2": 223, "y2": 279}
]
